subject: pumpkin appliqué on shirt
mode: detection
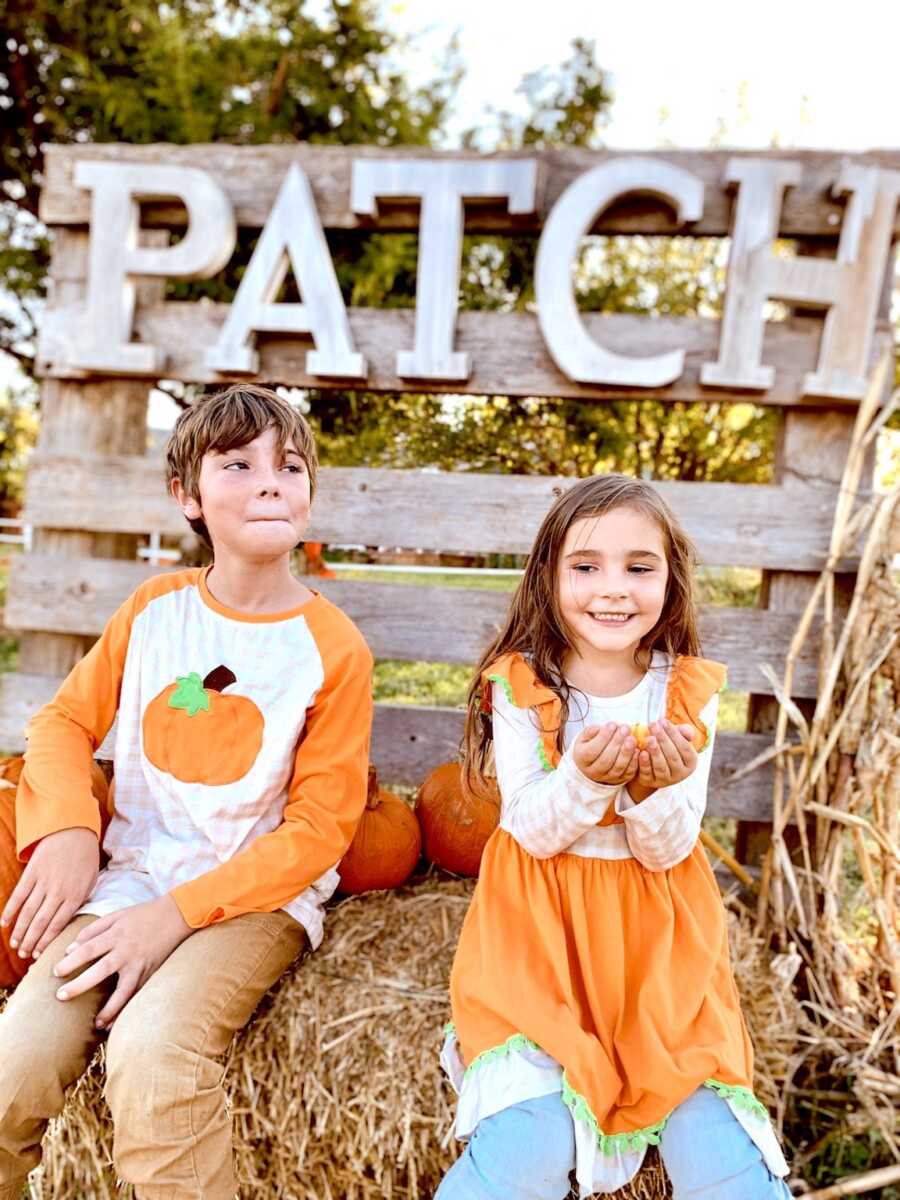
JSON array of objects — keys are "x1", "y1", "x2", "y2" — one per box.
[{"x1": 142, "y1": 664, "x2": 265, "y2": 785}]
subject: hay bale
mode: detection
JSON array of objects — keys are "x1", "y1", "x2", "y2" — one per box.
[{"x1": 4, "y1": 875, "x2": 789, "y2": 1198}]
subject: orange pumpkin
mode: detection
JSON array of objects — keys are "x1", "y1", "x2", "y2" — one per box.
[
  {"x1": 303, "y1": 541, "x2": 336, "y2": 578},
  {"x1": 1, "y1": 755, "x2": 111, "y2": 989},
  {"x1": 415, "y1": 762, "x2": 500, "y2": 877},
  {"x1": 337, "y1": 767, "x2": 422, "y2": 894},
  {"x1": 142, "y1": 665, "x2": 264, "y2": 786},
  {"x1": 630, "y1": 723, "x2": 651, "y2": 749}
]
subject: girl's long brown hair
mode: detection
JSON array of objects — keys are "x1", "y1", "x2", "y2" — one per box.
[{"x1": 463, "y1": 475, "x2": 703, "y2": 799}]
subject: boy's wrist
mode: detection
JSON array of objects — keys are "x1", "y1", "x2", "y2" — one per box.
[{"x1": 157, "y1": 893, "x2": 194, "y2": 943}]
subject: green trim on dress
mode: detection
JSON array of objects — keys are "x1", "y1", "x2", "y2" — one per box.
[
  {"x1": 485, "y1": 673, "x2": 516, "y2": 707},
  {"x1": 562, "y1": 1074, "x2": 669, "y2": 1154},
  {"x1": 701, "y1": 1078, "x2": 769, "y2": 1121},
  {"x1": 536, "y1": 738, "x2": 554, "y2": 772},
  {"x1": 448, "y1": 1027, "x2": 771, "y2": 1157},
  {"x1": 462, "y1": 1032, "x2": 543, "y2": 1077}
]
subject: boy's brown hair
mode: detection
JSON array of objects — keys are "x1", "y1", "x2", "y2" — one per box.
[{"x1": 165, "y1": 384, "x2": 319, "y2": 548}]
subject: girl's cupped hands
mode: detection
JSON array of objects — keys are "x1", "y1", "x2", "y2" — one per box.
[
  {"x1": 574, "y1": 719, "x2": 699, "y2": 792},
  {"x1": 573, "y1": 722, "x2": 639, "y2": 785},
  {"x1": 52, "y1": 895, "x2": 193, "y2": 1029},
  {"x1": 630, "y1": 720, "x2": 699, "y2": 798}
]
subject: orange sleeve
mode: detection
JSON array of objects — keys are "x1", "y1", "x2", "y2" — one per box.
[
  {"x1": 16, "y1": 596, "x2": 135, "y2": 859},
  {"x1": 16, "y1": 571, "x2": 197, "y2": 860},
  {"x1": 169, "y1": 612, "x2": 374, "y2": 928}
]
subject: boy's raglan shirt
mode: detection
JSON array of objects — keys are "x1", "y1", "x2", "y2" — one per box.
[{"x1": 16, "y1": 567, "x2": 373, "y2": 948}]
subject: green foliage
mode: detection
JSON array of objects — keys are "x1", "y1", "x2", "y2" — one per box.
[
  {"x1": 802, "y1": 1128, "x2": 900, "y2": 1199},
  {"x1": 306, "y1": 388, "x2": 776, "y2": 484},
  {"x1": 0, "y1": 388, "x2": 38, "y2": 506},
  {"x1": 1, "y1": 0, "x2": 455, "y2": 205},
  {"x1": 373, "y1": 660, "x2": 470, "y2": 708},
  {"x1": 0, "y1": 0, "x2": 460, "y2": 360},
  {"x1": 469, "y1": 36, "x2": 612, "y2": 151}
]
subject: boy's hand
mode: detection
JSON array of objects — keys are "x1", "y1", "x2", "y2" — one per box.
[
  {"x1": 53, "y1": 895, "x2": 193, "y2": 1028},
  {"x1": 573, "y1": 723, "x2": 639, "y2": 786},
  {"x1": 630, "y1": 720, "x2": 699, "y2": 799},
  {"x1": 0, "y1": 827, "x2": 100, "y2": 959}
]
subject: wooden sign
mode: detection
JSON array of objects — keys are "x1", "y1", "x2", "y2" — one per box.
[{"x1": 37, "y1": 145, "x2": 899, "y2": 403}]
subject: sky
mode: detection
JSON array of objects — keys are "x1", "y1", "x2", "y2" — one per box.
[{"x1": 383, "y1": 0, "x2": 900, "y2": 151}]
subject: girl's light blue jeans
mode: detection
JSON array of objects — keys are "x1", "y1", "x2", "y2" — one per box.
[{"x1": 435, "y1": 1085, "x2": 793, "y2": 1199}]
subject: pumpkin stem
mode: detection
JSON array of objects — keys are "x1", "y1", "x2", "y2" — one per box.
[
  {"x1": 203, "y1": 665, "x2": 237, "y2": 692},
  {"x1": 366, "y1": 765, "x2": 380, "y2": 809}
]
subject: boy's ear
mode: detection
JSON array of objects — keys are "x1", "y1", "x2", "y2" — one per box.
[{"x1": 171, "y1": 478, "x2": 202, "y2": 519}]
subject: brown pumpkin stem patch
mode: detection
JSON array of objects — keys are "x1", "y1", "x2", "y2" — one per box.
[
  {"x1": 366, "y1": 765, "x2": 380, "y2": 809},
  {"x1": 203, "y1": 665, "x2": 237, "y2": 693}
]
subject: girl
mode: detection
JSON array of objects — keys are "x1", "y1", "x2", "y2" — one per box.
[{"x1": 437, "y1": 476, "x2": 792, "y2": 1200}]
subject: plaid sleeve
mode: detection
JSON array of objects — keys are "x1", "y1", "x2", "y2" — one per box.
[
  {"x1": 613, "y1": 692, "x2": 719, "y2": 871},
  {"x1": 492, "y1": 681, "x2": 619, "y2": 859}
]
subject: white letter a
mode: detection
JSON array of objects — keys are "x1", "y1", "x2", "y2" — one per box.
[{"x1": 207, "y1": 164, "x2": 366, "y2": 378}]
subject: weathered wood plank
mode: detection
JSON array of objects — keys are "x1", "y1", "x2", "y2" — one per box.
[
  {"x1": 0, "y1": 672, "x2": 785, "y2": 821},
  {"x1": 13, "y1": 232, "x2": 159, "y2": 677},
  {"x1": 37, "y1": 299, "x2": 890, "y2": 409},
  {"x1": 22, "y1": 457, "x2": 854, "y2": 572},
  {"x1": 5, "y1": 555, "x2": 822, "y2": 696},
  {"x1": 39, "y1": 144, "x2": 900, "y2": 237}
]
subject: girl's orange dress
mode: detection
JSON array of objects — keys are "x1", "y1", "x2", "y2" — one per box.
[{"x1": 440, "y1": 651, "x2": 788, "y2": 1195}]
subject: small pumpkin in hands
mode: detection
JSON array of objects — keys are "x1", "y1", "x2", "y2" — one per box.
[
  {"x1": 630, "y1": 723, "x2": 651, "y2": 750},
  {"x1": 0, "y1": 755, "x2": 111, "y2": 989},
  {"x1": 337, "y1": 767, "x2": 422, "y2": 894},
  {"x1": 416, "y1": 762, "x2": 500, "y2": 877}
]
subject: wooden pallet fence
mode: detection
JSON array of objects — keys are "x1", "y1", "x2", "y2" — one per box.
[{"x1": 5, "y1": 143, "x2": 893, "y2": 856}]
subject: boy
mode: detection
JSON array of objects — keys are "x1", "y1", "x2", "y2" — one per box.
[{"x1": 0, "y1": 384, "x2": 373, "y2": 1199}]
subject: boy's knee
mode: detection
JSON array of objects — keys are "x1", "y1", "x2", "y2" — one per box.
[
  {"x1": 105, "y1": 997, "x2": 224, "y2": 1126},
  {"x1": 105, "y1": 1033, "x2": 197, "y2": 1149},
  {"x1": 105, "y1": 1005, "x2": 187, "y2": 1107},
  {"x1": 0, "y1": 979, "x2": 96, "y2": 1117}
]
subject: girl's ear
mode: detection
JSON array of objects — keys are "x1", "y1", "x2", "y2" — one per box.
[{"x1": 171, "y1": 478, "x2": 202, "y2": 519}]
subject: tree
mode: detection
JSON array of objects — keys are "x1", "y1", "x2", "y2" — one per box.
[
  {"x1": 0, "y1": 0, "x2": 461, "y2": 373},
  {"x1": 2, "y1": 13, "x2": 779, "y2": 488},
  {"x1": 0, "y1": 385, "x2": 38, "y2": 508}
]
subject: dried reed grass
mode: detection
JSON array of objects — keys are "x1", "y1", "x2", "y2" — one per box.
[{"x1": 749, "y1": 357, "x2": 900, "y2": 1174}]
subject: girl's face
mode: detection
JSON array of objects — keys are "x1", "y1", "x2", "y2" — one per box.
[{"x1": 556, "y1": 506, "x2": 669, "y2": 659}]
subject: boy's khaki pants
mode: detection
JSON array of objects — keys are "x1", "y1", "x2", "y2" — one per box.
[{"x1": 0, "y1": 908, "x2": 306, "y2": 1200}]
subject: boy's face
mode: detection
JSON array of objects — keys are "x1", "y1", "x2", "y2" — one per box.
[{"x1": 173, "y1": 425, "x2": 312, "y2": 560}]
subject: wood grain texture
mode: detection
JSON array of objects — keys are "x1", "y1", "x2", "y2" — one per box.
[
  {"x1": 5, "y1": 555, "x2": 823, "y2": 696},
  {"x1": 37, "y1": 297, "x2": 891, "y2": 408},
  {"x1": 0, "y1": 672, "x2": 786, "y2": 820},
  {"x1": 21, "y1": 459, "x2": 856, "y2": 571},
  {"x1": 17, "y1": 231, "x2": 153, "y2": 676},
  {"x1": 40, "y1": 143, "x2": 900, "y2": 237}
]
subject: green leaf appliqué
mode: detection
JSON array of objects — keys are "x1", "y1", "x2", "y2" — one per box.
[{"x1": 168, "y1": 672, "x2": 210, "y2": 717}]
